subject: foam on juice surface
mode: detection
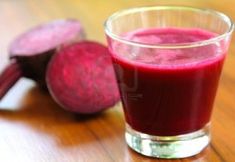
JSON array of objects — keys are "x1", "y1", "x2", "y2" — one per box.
[{"x1": 113, "y1": 28, "x2": 222, "y2": 67}]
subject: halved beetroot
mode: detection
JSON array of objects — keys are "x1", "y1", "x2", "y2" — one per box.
[
  {"x1": 46, "y1": 41, "x2": 120, "y2": 114},
  {"x1": 0, "y1": 19, "x2": 85, "y2": 99}
]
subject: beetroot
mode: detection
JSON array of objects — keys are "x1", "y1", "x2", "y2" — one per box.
[
  {"x1": 46, "y1": 41, "x2": 120, "y2": 114},
  {"x1": 0, "y1": 19, "x2": 85, "y2": 99}
]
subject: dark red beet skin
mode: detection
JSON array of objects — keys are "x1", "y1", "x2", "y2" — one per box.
[
  {"x1": 46, "y1": 41, "x2": 120, "y2": 114},
  {"x1": 0, "y1": 19, "x2": 85, "y2": 99}
]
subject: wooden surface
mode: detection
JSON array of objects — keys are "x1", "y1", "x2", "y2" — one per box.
[{"x1": 0, "y1": 1, "x2": 235, "y2": 162}]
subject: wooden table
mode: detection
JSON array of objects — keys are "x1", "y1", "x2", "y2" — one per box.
[{"x1": 0, "y1": 1, "x2": 234, "y2": 162}]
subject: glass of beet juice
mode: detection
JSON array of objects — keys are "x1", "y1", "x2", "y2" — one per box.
[{"x1": 104, "y1": 6, "x2": 234, "y2": 158}]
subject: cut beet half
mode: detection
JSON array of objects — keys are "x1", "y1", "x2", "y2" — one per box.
[
  {"x1": 0, "y1": 19, "x2": 85, "y2": 99},
  {"x1": 46, "y1": 41, "x2": 120, "y2": 114}
]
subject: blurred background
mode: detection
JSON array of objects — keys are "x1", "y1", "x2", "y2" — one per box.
[{"x1": 0, "y1": 0, "x2": 234, "y2": 68}]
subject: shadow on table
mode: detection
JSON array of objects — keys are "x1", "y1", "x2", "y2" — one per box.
[
  {"x1": 124, "y1": 145, "x2": 221, "y2": 162},
  {"x1": 0, "y1": 86, "x2": 222, "y2": 161},
  {"x1": 0, "y1": 86, "x2": 122, "y2": 148}
]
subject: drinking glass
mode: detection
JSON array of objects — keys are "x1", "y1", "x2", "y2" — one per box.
[{"x1": 104, "y1": 6, "x2": 234, "y2": 158}]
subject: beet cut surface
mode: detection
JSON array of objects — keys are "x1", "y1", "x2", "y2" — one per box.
[
  {"x1": 0, "y1": 19, "x2": 84, "y2": 99},
  {"x1": 46, "y1": 41, "x2": 120, "y2": 114},
  {"x1": 10, "y1": 19, "x2": 85, "y2": 57}
]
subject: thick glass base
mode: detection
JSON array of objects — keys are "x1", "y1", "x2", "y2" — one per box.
[{"x1": 125, "y1": 124, "x2": 210, "y2": 159}]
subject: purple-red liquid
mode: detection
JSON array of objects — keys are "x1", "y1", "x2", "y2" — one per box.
[{"x1": 109, "y1": 28, "x2": 225, "y2": 136}]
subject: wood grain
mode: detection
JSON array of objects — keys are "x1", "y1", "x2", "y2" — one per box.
[{"x1": 0, "y1": 0, "x2": 235, "y2": 162}]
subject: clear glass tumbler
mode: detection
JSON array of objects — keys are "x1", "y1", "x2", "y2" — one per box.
[{"x1": 104, "y1": 6, "x2": 234, "y2": 158}]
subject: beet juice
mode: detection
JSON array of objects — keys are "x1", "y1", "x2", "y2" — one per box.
[{"x1": 110, "y1": 27, "x2": 225, "y2": 136}]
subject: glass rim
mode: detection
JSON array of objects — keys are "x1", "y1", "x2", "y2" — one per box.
[{"x1": 104, "y1": 6, "x2": 234, "y2": 49}]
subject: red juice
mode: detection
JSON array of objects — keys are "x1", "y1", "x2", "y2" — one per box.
[{"x1": 109, "y1": 28, "x2": 225, "y2": 136}]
